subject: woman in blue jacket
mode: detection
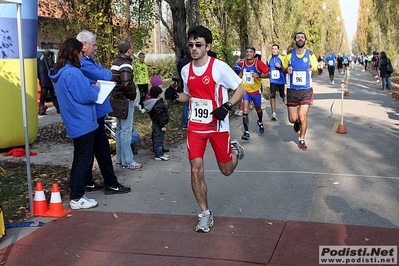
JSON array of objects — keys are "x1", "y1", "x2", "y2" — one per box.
[{"x1": 49, "y1": 38, "x2": 100, "y2": 210}]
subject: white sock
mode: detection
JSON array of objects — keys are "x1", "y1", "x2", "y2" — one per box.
[{"x1": 202, "y1": 210, "x2": 210, "y2": 215}]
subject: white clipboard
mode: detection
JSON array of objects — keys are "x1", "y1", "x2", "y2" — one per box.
[{"x1": 95, "y1": 80, "x2": 116, "y2": 104}]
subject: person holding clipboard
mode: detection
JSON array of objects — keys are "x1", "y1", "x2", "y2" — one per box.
[
  {"x1": 49, "y1": 38, "x2": 100, "y2": 209},
  {"x1": 77, "y1": 30, "x2": 131, "y2": 195}
]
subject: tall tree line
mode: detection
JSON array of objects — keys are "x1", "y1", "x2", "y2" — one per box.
[
  {"x1": 161, "y1": 0, "x2": 349, "y2": 65},
  {"x1": 39, "y1": 0, "x2": 352, "y2": 67},
  {"x1": 39, "y1": 0, "x2": 156, "y2": 67},
  {"x1": 354, "y1": 0, "x2": 399, "y2": 66}
]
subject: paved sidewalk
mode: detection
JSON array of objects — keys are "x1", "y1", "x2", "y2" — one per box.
[
  {"x1": 1, "y1": 211, "x2": 398, "y2": 265},
  {"x1": 1, "y1": 64, "x2": 399, "y2": 265}
]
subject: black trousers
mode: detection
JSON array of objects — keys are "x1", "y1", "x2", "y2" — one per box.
[
  {"x1": 70, "y1": 131, "x2": 95, "y2": 199},
  {"x1": 138, "y1": 84, "x2": 148, "y2": 108},
  {"x1": 39, "y1": 86, "x2": 59, "y2": 113},
  {"x1": 85, "y1": 116, "x2": 118, "y2": 186}
]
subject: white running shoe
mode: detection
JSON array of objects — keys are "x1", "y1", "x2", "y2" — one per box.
[
  {"x1": 69, "y1": 197, "x2": 98, "y2": 210},
  {"x1": 195, "y1": 212, "x2": 214, "y2": 233},
  {"x1": 231, "y1": 139, "x2": 245, "y2": 160},
  {"x1": 155, "y1": 156, "x2": 170, "y2": 161},
  {"x1": 82, "y1": 195, "x2": 96, "y2": 202},
  {"x1": 122, "y1": 161, "x2": 142, "y2": 169}
]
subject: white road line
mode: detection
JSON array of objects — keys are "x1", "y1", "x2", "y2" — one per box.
[{"x1": 200, "y1": 170, "x2": 399, "y2": 180}]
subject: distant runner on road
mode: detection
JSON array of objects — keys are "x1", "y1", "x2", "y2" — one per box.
[{"x1": 324, "y1": 49, "x2": 337, "y2": 85}]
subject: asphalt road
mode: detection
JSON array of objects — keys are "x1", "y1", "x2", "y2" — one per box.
[{"x1": 86, "y1": 64, "x2": 399, "y2": 229}]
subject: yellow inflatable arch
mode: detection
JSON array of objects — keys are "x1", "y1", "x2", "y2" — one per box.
[{"x1": 0, "y1": 0, "x2": 38, "y2": 149}]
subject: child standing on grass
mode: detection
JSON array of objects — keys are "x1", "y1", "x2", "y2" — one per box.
[{"x1": 144, "y1": 86, "x2": 170, "y2": 161}]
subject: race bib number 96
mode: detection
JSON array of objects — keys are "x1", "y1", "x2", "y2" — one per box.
[
  {"x1": 190, "y1": 98, "x2": 213, "y2": 123},
  {"x1": 292, "y1": 71, "x2": 306, "y2": 86}
]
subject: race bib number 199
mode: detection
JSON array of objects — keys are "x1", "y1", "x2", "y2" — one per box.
[{"x1": 190, "y1": 98, "x2": 213, "y2": 123}]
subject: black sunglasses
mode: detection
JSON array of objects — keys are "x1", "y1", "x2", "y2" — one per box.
[{"x1": 187, "y1": 43, "x2": 206, "y2": 48}]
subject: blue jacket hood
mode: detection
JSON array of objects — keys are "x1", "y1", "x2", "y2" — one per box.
[{"x1": 48, "y1": 62, "x2": 68, "y2": 83}]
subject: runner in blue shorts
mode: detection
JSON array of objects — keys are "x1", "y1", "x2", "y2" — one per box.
[{"x1": 238, "y1": 46, "x2": 270, "y2": 140}]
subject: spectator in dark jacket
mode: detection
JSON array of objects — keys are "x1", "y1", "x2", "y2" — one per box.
[
  {"x1": 144, "y1": 86, "x2": 170, "y2": 161},
  {"x1": 110, "y1": 39, "x2": 141, "y2": 170},
  {"x1": 38, "y1": 50, "x2": 59, "y2": 114},
  {"x1": 177, "y1": 47, "x2": 192, "y2": 129},
  {"x1": 378, "y1": 51, "x2": 393, "y2": 92}
]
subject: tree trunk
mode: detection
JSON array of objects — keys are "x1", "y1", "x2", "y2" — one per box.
[
  {"x1": 187, "y1": 0, "x2": 200, "y2": 28},
  {"x1": 162, "y1": 0, "x2": 187, "y2": 61}
]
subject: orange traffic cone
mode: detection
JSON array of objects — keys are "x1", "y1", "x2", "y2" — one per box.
[
  {"x1": 42, "y1": 183, "x2": 71, "y2": 218},
  {"x1": 32, "y1": 182, "x2": 48, "y2": 216}
]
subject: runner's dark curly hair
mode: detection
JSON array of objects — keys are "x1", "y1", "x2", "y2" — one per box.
[{"x1": 187, "y1": 25, "x2": 212, "y2": 44}]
